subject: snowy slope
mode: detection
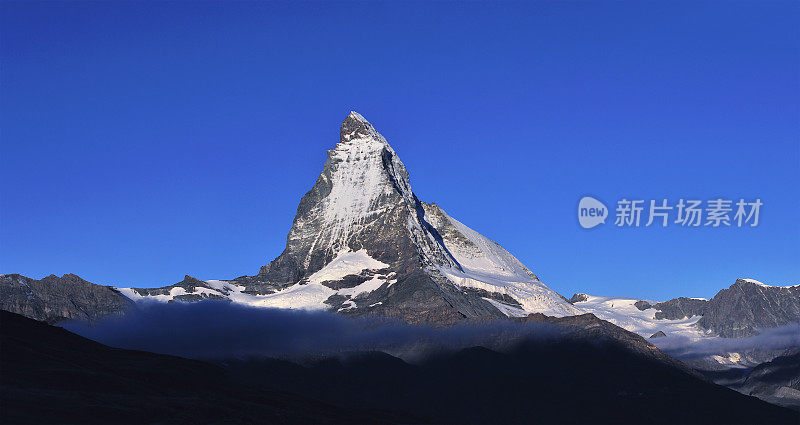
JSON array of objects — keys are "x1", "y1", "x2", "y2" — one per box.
[
  {"x1": 571, "y1": 285, "x2": 800, "y2": 369},
  {"x1": 423, "y1": 203, "x2": 579, "y2": 317},
  {"x1": 303, "y1": 113, "x2": 397, "y2": 256},
  {"x1": 118, "y1": 249, "x2": 396, "y2": 311},
  {"x1": 116, "y1": 285, "x2": 222, "y2": 303},
  {"x1": 741, "y1": 278, "x2": 799, "y2": 289},
  {"x1": 570, "y1": 294, "x2": 705, "y2": 339}
]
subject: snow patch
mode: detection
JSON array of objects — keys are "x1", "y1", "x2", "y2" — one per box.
[
  {"x1": 572, "y1": 294, "x2": 705, "y2": 339},
  {"x1": 119, "y1": 250, "x2": 390, "y2": 311},
  {"x1": 115, "y1": 286, "x2": 210, "y2": 303},
  {"x1": 483, "y1": 298, "x2": 529, "y2": 317},
  {"x1": 338, "y1": 275, "x2": 386, "y2": 298},
  {"x1": 741, "y1": 278, "x2": 799, "y2": 289},
  {"x1": 306, "y1": 249, "x2": 388, "y2": 284},
  {"x1": 712, "y1": 352, "x2": 744, "y2": 366}
]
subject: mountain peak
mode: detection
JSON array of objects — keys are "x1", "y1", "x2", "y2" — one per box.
[
  {"x1": 124, "y1": 111, "x2": 577, "y2": 324},
  {"x1": 347, "y1": 110, "x2": 368, "y2": 123},
  {"x1": 340, "y1": 111, "x2": 384, "y2": 143}
]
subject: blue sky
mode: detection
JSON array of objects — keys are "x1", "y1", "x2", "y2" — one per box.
[{"x1": 1, "y1": 1, "x2": 798, "y2": 300}]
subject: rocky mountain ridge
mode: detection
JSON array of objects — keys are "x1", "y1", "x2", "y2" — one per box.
[
  {"x1": 0, "y1": 273, "x2": 131, "y2": 324},
  {"x1": 570, "y1": 278, "x2": 800, "y2": 338}
]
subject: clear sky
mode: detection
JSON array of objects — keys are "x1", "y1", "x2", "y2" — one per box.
[{"x1": 1, "y1": 1, "x2": 798, "y2": 300}]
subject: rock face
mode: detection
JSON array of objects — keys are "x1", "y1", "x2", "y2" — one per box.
[
  {"x1": 517, "y1": 313, "x2": 692, "y2": 372},
  {"x1": 737, "y1": 350, "x2": 800, "y2": 411},
  {"x1": 0, "y1": 273, "x2": 131, "y2": 323},
  {"x1": 698, "y1": 279, "x2": 800, "y2": 337},
  {"x1": 569, "y1": 293, "x2": 589, "y2": 304},
  {"x1": 650, "y1": 331, "x2": 667, "y2": 338},
  {"x1": 124, "y1": 276, "x2": 227, "y2": 303},
  {"x1": 693, "y1": 349, "x2": 800, "y2": 411},
  {"x1": 616, "y1": 296, "x2": 707, "y2": 319},
  {"x1": 653, "y1": 297, "x2": 708, "y2": 320},
  {"x1": 572, "y1": 278, "x2": 800, "y2": 339}
]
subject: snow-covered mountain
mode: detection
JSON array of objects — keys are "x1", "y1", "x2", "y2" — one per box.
[
  {"x1": 569, "y1": 279, "x2": 800, "y2": 373},
  {"x1": 570, "y1": 279, "x2": 800, "y2": 339},
  {"x1": 121, "y1": 112, "x2": 578, "y2": 324},
  {"x1": 565, "y1": 293, "x2": 707, "y2": 340}
]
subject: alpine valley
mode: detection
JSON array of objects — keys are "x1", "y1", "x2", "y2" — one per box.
[{"x1": 2, "y1": 112, "x2": 799, "y2": 423}]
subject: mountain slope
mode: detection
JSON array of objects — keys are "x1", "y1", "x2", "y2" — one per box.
[
  {"x1": 570, "y1": 278, "x2": 800, "y2": 339},
  {"x1": 423, "y1": 203, "x2": 577, "y2": 317},
  {"x1": 224, "y1": 314, "x2": 799, "y2": 424},
  {"x1": 699, "y1": 279, "x2": 800, "y2": 337},
  {"x1": 5, "y1": 308, "x2": 796, "y2": 424},
  {"x1": 0, "y1": 310, "x2": 407, "y2": 424},
  {"x1": 567, "y1": 293, "x2": 706, "y2": 340},
  {"x1": 737, "y1": 350, "x2": 800, "y2": 411},
  {"x1": 568, "y1": 278, "x2": 800, "y2": 386},
  {"x1": 0, "y1": 273, "x2": 131, "y2": 323}
]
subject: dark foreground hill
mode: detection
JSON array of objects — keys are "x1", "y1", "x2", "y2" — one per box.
[
  {"x1": 0, "y1": 310, "x2": 406, "y2": 424},
  {"x1": 224, "y1": 333, "x2": 799, "y2": 424},
  {"x1": 1, "y1": 309, "x2": 798, "y2": 424}
]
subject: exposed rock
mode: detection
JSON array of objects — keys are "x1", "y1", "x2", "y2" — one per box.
[
  {"x1": 517, "y1": 313, "x2": 694, "y2": 373},
  {"x1": 653, "y1": 297, "x2": 707, "y2": 320},
  {"x1": 569, "y1": 293, "x2": 589, "y2": 304},
  {"x1": 320, "y1": 269, "x2": 387, "y2": 290},
  {"x1": 0, "y1": 273, "x2": 131, "y2": 324},
  {"x1": 133, "y1": 275, "x2": 214, "y2": 297},
  {"x1": 634, "y1": 300, "x2": 652, "y2": 310},
  {"x1": 650, "y1": 331, "x2": 666, "y2": 338},
  {"x1": 344, "y1": 269, "x2": 502, "y2": 326},
  {"x1": 696, "y1": 350, "x2": 800, "y2": 411},
  {"x1": 171, "y1": 293, "x2": 227, "y2": 303},
  {"x1": 461, "y1": 287, "x2": 523, "y2": 308},
  {"x1": 698, "y1": 279, "x2": 800, "y2": 337}
]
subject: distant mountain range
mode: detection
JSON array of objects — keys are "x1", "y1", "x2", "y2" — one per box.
[
  {"x1": 4, "y1": 272, "x2": 797, "y2": 341},
  {"x1": 570, "y1": 278, "x2": 800, "y2": 339}
]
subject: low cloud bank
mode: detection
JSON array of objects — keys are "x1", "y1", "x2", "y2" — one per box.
[
  {"x1": 64, "y1": 301, "x2": 800, "y2": 362},
  {"x1": 63, "y1": 301, "x2": 560, "y2": 360},
  {"x1": 652, "y1": 324, "x2": 800, "y2": 360}
]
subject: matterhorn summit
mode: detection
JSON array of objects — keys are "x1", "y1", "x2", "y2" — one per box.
[{"x1": 121, "y1": 112, "x2": 579, "y2": 324}]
